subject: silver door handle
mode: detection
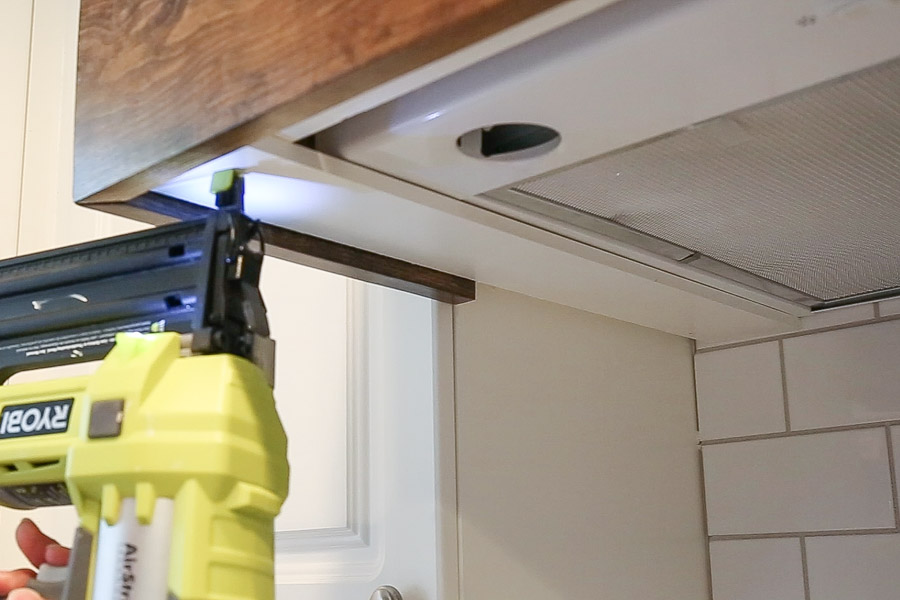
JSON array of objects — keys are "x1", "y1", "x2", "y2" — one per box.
[{"x1": 370, "y1": 585, "x2": 402, "y2": 600}]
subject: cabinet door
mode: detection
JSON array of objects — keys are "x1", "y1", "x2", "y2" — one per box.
[
  {"x1": 0, "y1": 0, "x2": 33, "y2": 260},
  {"x1": 265, "y1": 258, "x2": 458, "y2": 600},
  {"x1": 15, "y1": 0, "x2": 145, "y2": 257},
  {"x1": 0, "y1": 0, "x2": 87, "y2": 567},
  {"x1": 0, "y1": 258, "x2": 457, "y2": 598}
]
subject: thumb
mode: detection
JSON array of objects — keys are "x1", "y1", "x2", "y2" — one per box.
[{"x1": 8, "y1": 588, "x2": 44, "y2": 600}]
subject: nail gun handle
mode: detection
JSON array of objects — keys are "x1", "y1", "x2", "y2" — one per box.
[
  {"x1": 91, "y1": 498, "x2": 173, "y2": 600},
  {"x1": 0, "y1": 565, "x2": 65, "y2": 600},
  {"x1": 23, "y1": 563, "x2": 67, "y2": 600},
  {"x1": 0, "y1": 528, "x2": 93, "y2": 600}
]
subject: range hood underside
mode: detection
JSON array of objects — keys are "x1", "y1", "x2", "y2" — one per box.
[
  {"x1": 317, "y1": 0, "x2": 900, "y2": 313},
  {"x1": 494, "y1": 57, "x2": 900, "y2": 310}
]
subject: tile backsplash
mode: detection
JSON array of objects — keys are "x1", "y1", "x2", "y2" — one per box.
[
  {"x1": 695, "y1": 342, "x2": 785, "y2": 440},
  {"x1": 782, "y1": 320, "x2": 900, "y2": 429},
  {"x1": 704, "y1": 429, "x2": 894, "y2": 535},
  {"x1": 695, "y1": 301, "x2": 900, "y2": 600},
  {"x1": 709, "y1": 539, "x2": 805, "y2": 600},
  {"x1": 805, "y1": 534, "x2": 900, "y2": 600}
]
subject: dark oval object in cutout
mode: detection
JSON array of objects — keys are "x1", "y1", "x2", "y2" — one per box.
[{"x1": 457, "y1": 123, "x2": 561, "y2": 160}]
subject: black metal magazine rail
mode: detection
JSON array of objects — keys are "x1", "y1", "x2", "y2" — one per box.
[{"x1": 0, "y1": 211, "x2": 272, "y2": 383}]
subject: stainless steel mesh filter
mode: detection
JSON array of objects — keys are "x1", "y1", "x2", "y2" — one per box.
[{"x1": 509, "y1": 58, "x2": 900, "y2": 304}]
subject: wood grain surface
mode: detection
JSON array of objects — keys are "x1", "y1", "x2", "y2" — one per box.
[
  {"x1": 99, "y1": 192, "x2": 476, "y2": 304},
  {"x1": 75, "y1": 0, "x2": 565, "y2": 203}
]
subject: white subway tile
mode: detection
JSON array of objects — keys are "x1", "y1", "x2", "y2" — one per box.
[
  {"x1": 709, "y1": 539, "x2": 805, "y2": 600},
  {"x1": 783, "y1": 320, "x2": 900, "y2": 429},
  {"x1": 890, "y1": 426, "x2": 900, "y2": 502},
  {"x1": 800, "y1": 303, "x2": 875, "y2": 331},
  {"x1": 879, "y1": 297, "x2": 900, "y2": 317},
  {"x1": 695, "y1": 342, "x2": 785, "y2": 440},
  {"x1": 703, "y1": 429, "x2": 894, "y2": 535},
  {"x1": 806, "y1": 534, "x2": 900, "y2": 600}
]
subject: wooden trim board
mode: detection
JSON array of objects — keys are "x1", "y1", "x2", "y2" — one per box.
[{"x1": 87, "y1": 192, "x2": 476, "y2": 304}]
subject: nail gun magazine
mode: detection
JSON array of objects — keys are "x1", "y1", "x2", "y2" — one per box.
[{"x1": 0, "y1": 173, "x2": 289, "y2": 600}]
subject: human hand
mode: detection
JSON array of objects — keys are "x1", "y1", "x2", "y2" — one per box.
[{"x1": 0, "y1": 519, "x2": 70, "y2": 600}]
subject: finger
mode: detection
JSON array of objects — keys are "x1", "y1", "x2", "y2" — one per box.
[
  {"x1": 44, "y1": 544, "x2": 70, "y2": 567},
  {"x1": 0, "y1": 568, "x2": 37, "y2": 595},
  {"x1": 15, "y1": 520, "x2": 61, "y2": 569},
  {"x1": 8, "y1": 587, "x2": 44, "y2": 600}
]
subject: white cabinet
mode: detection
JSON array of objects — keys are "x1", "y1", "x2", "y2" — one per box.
[
  {"x1": 265, "y1": 259, "x2": 457, "y2": 600},
  {"x1": 0, "y1": 255, "x2": 458, "y2": 600},
  {"x1": 0, "y1": 0, "x2": 87, "y2": 568},
  {"x1": 15, "y1": 0, "x2": 145, "y2": 257}
]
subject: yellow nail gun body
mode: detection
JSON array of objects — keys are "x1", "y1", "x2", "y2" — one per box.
[
  {"x1": 0, "y1": 333, "x2": 288, "y2": 600},
  {"x1": 0, "y1": 173, "x2": 289, "y2": 600}
]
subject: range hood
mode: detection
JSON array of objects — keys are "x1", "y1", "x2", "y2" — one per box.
[
  {"x1": 491, "y1": 56, "x2": 900, "y2": 308},
  {"x1": 313, "y1": 0, "x2": 900, "y2": 312}
]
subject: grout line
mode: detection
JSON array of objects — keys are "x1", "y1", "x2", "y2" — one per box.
[
  {"x1": 800, "y1": 537, "x2": 811, "y2": 600},
  {"x1": 690, "y1": 338, "x2": 701, "y2": 435},
  {"x1": 702, "y1": 420, "x2": 900, "y2": 446},
  {"x1": 697, "y1": 446, "x2": 714, "y2": 600},
  {"x1": 886, "y1": 426, "x2": 900, "y2": 529},
  {"x1": 696, "y1": 312, "x2": 900, "y2": 354},
  {"x1": 779, "y1": 340, "x2": 791, "y2": 432},
  {"x1": 874, "y1": 302, "x2": 882, "y2": 318},
  {"x1": 708, "y1": 528, "x2": 899, "y2": 541},
  {"x1": 691, "y1": 343, "x2": 713, "y2": 600}
]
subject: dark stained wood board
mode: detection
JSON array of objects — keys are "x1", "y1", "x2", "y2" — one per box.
[
  {"x1": 75, "y1": 0, "x2": 567, "y2": 204},
  {"x1": 95, "y1": 192, "x2": 476, "y2": 304}
]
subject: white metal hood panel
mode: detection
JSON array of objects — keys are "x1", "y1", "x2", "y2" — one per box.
[{"x1": 317, "y1": 0, "x2": 900, "y2": 198}]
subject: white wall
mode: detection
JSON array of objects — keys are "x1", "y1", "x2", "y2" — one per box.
[
  {"x1": 453, "y1": 284, "x2": 709, "y2": 600},
  {"x1": 697, "y1": 300, "x2": 900, "y2": 600}
]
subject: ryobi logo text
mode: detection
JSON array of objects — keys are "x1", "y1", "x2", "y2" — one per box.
[{"x1": 0, "y1": 399, "x2": 73, "y2": 439}]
